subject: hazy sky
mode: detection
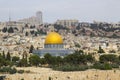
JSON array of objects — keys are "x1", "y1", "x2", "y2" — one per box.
[{"x1": 0, "y1": 0, "x2": 120, "y2": 23}]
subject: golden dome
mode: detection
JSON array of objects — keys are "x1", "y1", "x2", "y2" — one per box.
[{"x1": 45, "y1": 32, "x2": 63, "y2": 44}]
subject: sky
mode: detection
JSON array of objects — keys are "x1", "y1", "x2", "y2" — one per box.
[{"x1": 0, "y1": 0, "x2": 120, "y2": 23}]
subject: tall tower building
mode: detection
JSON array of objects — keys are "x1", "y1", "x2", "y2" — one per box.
[{"x1": 36, "y1": 11, "x2": 43, "y2": 25}]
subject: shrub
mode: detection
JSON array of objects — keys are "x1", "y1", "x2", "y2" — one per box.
[
  {"x1": 25, "y1": 70, "x2": 30, "y2": 73},
  {"x1": 49, "y1": 77, "x2": 52, "y2": 80},
  {"x1": 9, "y1": 68, "x2": 17, "y2": 74},
  {"x1": 111, "y1": 63, "x2": 119, "y2": 68},
  {"x1": 0, "y1": 67, "x2": 17, "y2": 74},
  {"x1": 17, "y1": 70, "x2": 24, "y2": 74},
  {"x1": 0, "y1": 67, "x2": 11, "y2": 73},
  {"x1": 21, "y1": 78, "x2": 24, "y2": 80},
  {"x1": 92, "y1": 62, "x2": 112, "y2": 70},
  {"x1": 52, "y1": 64, "x2": 89, "y2": 71}
]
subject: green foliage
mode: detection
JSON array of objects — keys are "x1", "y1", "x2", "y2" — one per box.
[
  {"x1": 12, "y1": 56, "x2": 20, "y2": 62},
  {"x1": 30, "y1": 25, "x2": 35, "y2": 29},
  {"x1": 109, "y1": 50, "x2": 116, "y2": 53},
  {"x1": 25, "y1": 70, "x2": 30, "y2": 73},
  {"x1": 98, "y1": 46, "x2": 105, "y2": 53},
  {"x1": 44, "y1": 53, "x2": 53, "y2": 64},
  {"x1": 55, "y1": 56, "x2": 63, "y2": 65},
  {"x1": 18, "y1": 58, "x2": 28, "y2": 67},
  {"x1": 99, "y1": 54, "x2": 118, "y2": 63},
  {"x1": 75, "y1": 50, "x2": 84, "y2": 54},
  {"x1": 29, "y1": 45, "x2": 34, "y2": 53},
  {"x1": 4, "y1": 60, "x2": 13, "y2": 66},
  {"x1": 0, "y1": 67, "x2": 11, "y2": 72},
  {"x1": 0, "y1": 67, "x2": 17, "y2": 74},
  {"x1": 30, "y1": 30, "x2": 35, "y2": 35},
  {"x1": 49, "y1": 77, "x2": 52, "y2": 80},
  {"x1": 37, "y1": 29, "x2": 47, "y2": 35},
  {"x1": 109, "y1": 33, "x2": 119, "y2": 38},
  {"x1": 21, "y1": 78, "x2": 24, "y2": 80},
  {"x1": 90, "y1": 32, "x2": 95, "y2": 37},
  {"x1": 2, "y1": 51, "x2": 5, "y2": 59},
  {"x1": 64, "y1": 52, "x2": 95, "y2": 65},
  {"x1": 44, "y1": 53, "x2": 63, "y2": 65},
  {"x1": 52, "y1": 64, "x2": 89, "y2": 71},
  {"x1": 0, "y1": 56, "x2": 5, "y2": 67},
  {"x1": 34, "y1": 32, "x2": 38, "y2": 36},
  {"x1": 0, "y1": 55, "x2": 13, "y2": 67},
  {"x1": 118, "y1": 55, "x2": 120, "y2": 61},
  {"x1": 2, "y1": 27, "x2": 7, "y2": 33},
  {"x1": 6, "y1": 52, "x2": 11, "y2": 61},
  {"x1": 92, "y1": 62, "x2": 112, "y2": 70},
  {"x1": 9, "y1": 68, "x2": 17, "y2": 74},
  {"x1": 8, "y1": 27, "x2": 14, "y2": 33},
  {"x1": 111, "y1": 63, "x2": 119, "y2": 68},
  {"x1": 29, "y1": 55, "x2": 40, "y2": 67},
  {"x1": 40, "y1": 58, "x2": 46, "y2": 65},
  {"x1": 25, "y1": 32, "x2": 29, "y2": 36},
  {"x1": 54, "y1": 24, "x2": 69, "y2": 31},
  {"x1": 17, "y1": 70, "x2": 24, "y2": 74},
  {"x1": 75, "y1": 43, "x2": 81, "y2": 48}
]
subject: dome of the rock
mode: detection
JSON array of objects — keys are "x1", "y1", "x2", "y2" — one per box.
[{"x1": 45, "y1": 32, "x2": 63, "y2": 44}]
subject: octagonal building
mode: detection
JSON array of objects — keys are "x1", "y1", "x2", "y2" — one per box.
[{"x1": 33, "y1": 32, "x2": 74, "y2": 56}]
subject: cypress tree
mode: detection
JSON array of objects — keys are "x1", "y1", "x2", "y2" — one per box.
[
  {"x1": 29, "y1": 45, "x2": 34, "y2": 53},
  {"x1": 2, "y1": 51, "x2": 5, "y2": 59},
  {"x1": 6, "y1": 52, "x2": 11, "y2": 61}
]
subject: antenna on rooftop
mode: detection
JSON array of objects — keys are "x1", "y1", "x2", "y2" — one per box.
[
  {"x1": 9, "y1": 9, "x2": 11, "y2": 22},
  {"x1": 8, "y1": 9, "x2": 12, "y2": 27}
]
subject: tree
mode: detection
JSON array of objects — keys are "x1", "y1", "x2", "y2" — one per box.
[
  {"x1": 23, "y1": 51, "x2": 28, "y2": 59},
  {"x1": 30, "y1": 25, "x2": 35, "y2": 29},
  {"x1": 18, "y1": 58, "x2": 28, "y2": 67},
  {"x1": 55, "y1": 56, "x2": 63, "y2": 65},
  {"x1": 6, "y1": 52, "x2": 11, "y2": 61},
  {"x1": 98, "y1": 46, "x2": 105, "y2": 53},
  {"x1": 29, "y1": 55, "x2": 40, "y2": 67},
  {"x1": 40, "y1": 58, "x2": 46, "y2": 65},
  {"x1": 0, "y1": 55, "x2": 5, "y2": 67},
  {"x1": 12, "y1": 56, "x2": 20, "y2": 62},
  {"x1": 2, "y1": 51, "x2": 5, "y2": 59},
  {"x1": 90, "y1": 32, "x2": 95, "y2": 37},
  {"x1": 99, "y1": 54, "x2": 118, "y2": 63},
  {"x1": 86, "y1": 54, "x2": 95, "y2": 63},
  {"x1": 75, "y1": 43, "x2": 81, "y2": 48},
  {"x1": 8, "y1": 27, "x2": 14, "y2": 33},
  {"x1": 2, "y1": 27, "x2": 7, "y2": 33},
  {"x1": 109, "y1": 50, "x2": 116, "y2": 53},
  {"x1": 44, "y1": 53, "x2": 52, "y2": 64},
  {"x1": 30, "y1": 30, "x2": 35, "y2": 35},
  {"x1": 43, "y1": 54, "x2": 62, "y2": 65},
  {"x1": 35, "y1": 32, "x2": 38, "y2": 36},
  {"x1": 29, "y1": 45, "x2": 34, "y2": 53},
  {"x1": 25, "y1": 32, "x2": 29, "y2": 36},
  {"x1": 64, "y1": 52, "x2": 95, "y2": 65},
  {"x1": 25, "y1": 24, "x2": 29, "y2": 28}
]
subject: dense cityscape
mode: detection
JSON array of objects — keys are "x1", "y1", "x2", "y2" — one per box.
[
  {"x1": 0, "y1": 11, "x2": 120, "y2": 57},
  {"x1": 0, "y1": 10, "x2": 120, "y2": 80}
]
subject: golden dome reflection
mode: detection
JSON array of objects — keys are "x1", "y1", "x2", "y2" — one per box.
[{"x1": 45, "y1": 32, "x2": 63, "y2": 44}]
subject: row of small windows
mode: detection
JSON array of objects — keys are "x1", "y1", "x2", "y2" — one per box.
[{"x1": 44, "y1": 44, "x2": 63, "y2": 49}]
